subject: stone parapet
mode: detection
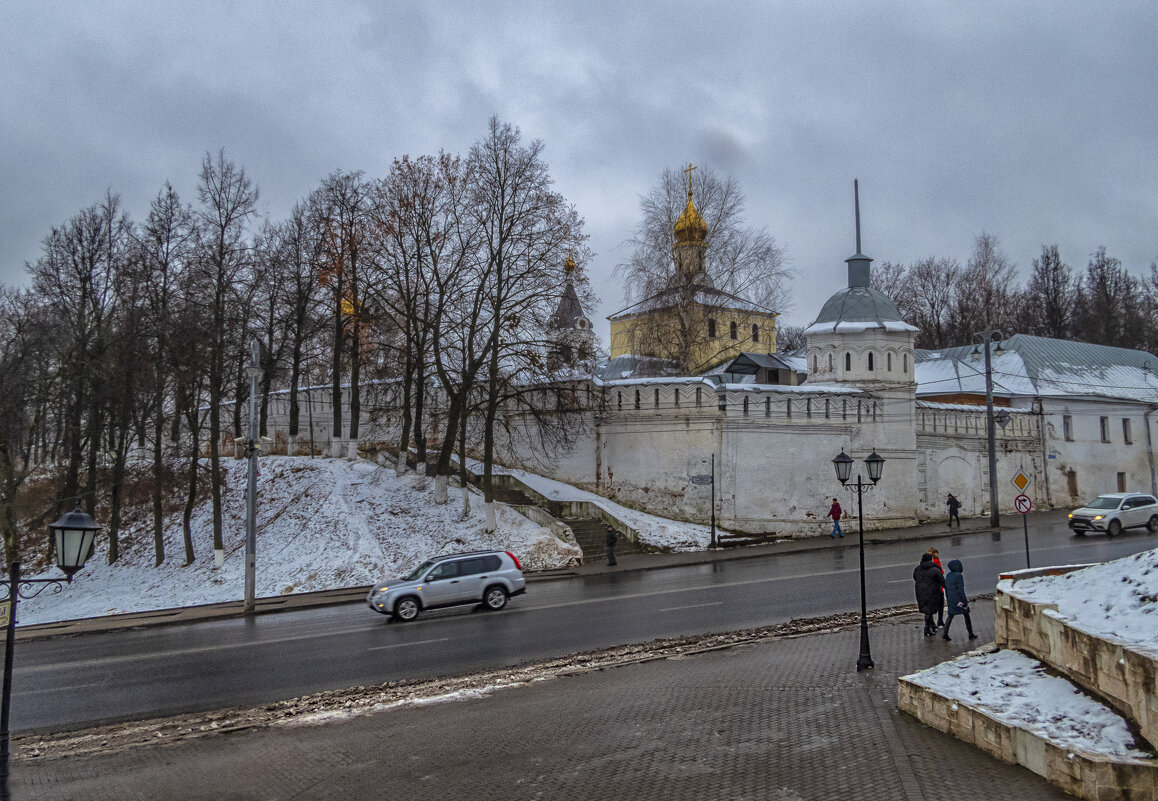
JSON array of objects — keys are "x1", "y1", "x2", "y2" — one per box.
[
  {"x1": 899, "y1": 677, "x2": 1158, "y2": 800},
  {"x1": 996, "y1": 569, "x2": 1158, "y2": 751}
]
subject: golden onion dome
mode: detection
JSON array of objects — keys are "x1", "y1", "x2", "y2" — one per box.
[
  {"x1": 674, "y1": 191, "x2": 707, "y2": 244},
  {"x1": 674, "y1": 163, "x2": 707, "y2": 245}
]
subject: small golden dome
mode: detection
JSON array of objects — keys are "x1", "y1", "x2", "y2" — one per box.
[{"x1": 674, "y1": 191, "x2": 707, "y2": 244}]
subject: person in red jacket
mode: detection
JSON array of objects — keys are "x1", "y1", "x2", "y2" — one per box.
[
  {"x1": 827, "y1": 498, "x2": 844, "y2": 538},
  {"x1": 927, "y1": 547, "x2": 945, "y2": 628}
]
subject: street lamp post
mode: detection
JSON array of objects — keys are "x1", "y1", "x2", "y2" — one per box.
[
  {"x1": 0, "y1": 508, "x2": 101, "y2": 800},
  {"x1": 244, "y1": 339, "x2": 261, "y2": 613},
  {"x1": 973, "y1": 330, "x2": 1006, "y2": 528},
  {"x1": 832, "y1": 448, "x2": 885, "y2": 672}
]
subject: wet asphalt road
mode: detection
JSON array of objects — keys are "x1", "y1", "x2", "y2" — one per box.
[{"x1": 15, "y1": 519, "x2": 1155, "y2": 734}]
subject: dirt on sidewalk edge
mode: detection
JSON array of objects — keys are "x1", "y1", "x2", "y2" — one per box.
[{"x1": 18, "y1": 598, "x2": 993, "y2": 764}]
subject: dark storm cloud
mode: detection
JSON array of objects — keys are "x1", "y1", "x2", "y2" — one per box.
[{"x1": 2, "y1": 1, "x2": 1156, "y2": 335}]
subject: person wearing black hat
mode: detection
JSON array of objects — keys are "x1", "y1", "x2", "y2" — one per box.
[
  {"x1": 946, "y1": 493, "x2": 961, "y2": 528},
  {"x1": 605, "y1": 525, "x2": 619, "y2": 566},
  {"x1": 913, "y1": 552, "x2": 946, "y2": 636}
]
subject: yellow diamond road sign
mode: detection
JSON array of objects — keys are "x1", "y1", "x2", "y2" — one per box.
[{"x1": 1012, "y1": 471, "x2": 1032, "y2": 492}]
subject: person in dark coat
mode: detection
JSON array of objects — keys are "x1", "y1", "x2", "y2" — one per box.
[
  {"x1": 946, "y1": 493, "x2": 961, "y2": 528},
  {"x1": 942, "y1": 559, "x2": 978, "y2": 640},
  {"x1": 913, "y1": 553, "x2": 946, "y2": 636},
  {"x1": 605, "y1": 526, "x2": 619, "y2": 566}
]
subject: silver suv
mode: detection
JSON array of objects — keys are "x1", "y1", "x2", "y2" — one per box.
[
  {"x1": 1068, "y1": 493, "x2": 1158, "y2": 536},
  {"x1": 367, "y1": 550, "x2": 526, "y2": 622}
]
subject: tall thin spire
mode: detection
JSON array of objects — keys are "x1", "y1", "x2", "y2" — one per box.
[
  {"x1": 845, "y1": 178, "x2": 872, "y2": 288},
  {"x1": 854, "y1": 178, "x2": 861, "y2": 254}
]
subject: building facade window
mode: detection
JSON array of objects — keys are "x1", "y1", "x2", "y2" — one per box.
[
  {"x1": 1100, "y1": 416, "x2": 1110, "y2": 442},
  {"x1": 634, "y1": 390, "x2": 641, "y2": 410},
  {"x1": 617, "y1": 391, "x2": 622, "y2": 411},
  {"x1": 845, "y1": 353, "x2": 851, "y2": 371},
  {"x1": 708, "y1": 319, "x2": 717, "y2": 338},
  {"x1": 742, "y1": 397, "x2": 749, "y2": 416},
  {"x1": 786, "y1": 398, "x2": 792, "y2": 418},
  {"x1": 812, "y1": 354, "x2": 817, "y2": 372},
  {"x1": 868, "y1": 352, "x2": 874, "y2": 371},
  {"x1": 828, "y1": 353, "x2": 833, "y2": 370},
  {"x1": 730, "y1": 321, "x2": 738, "y2": 340},
  {"x1": 903, "y1": 354, "x2": 909, "y2": 372},
  {"x1": 765, "y1": 397, "x2": 771, "y2": 417},
  {"x1": 1123, "y1": 418, "x2": 1133, "y2": 444},
  {"x1": 752, "y1": 324, "x2": 759, "y2": 342},
  {"x1": 1063, "y1": 415, "x2": 1073, "y2": 441},
  {"x1": 695, "y1": 387, "x2": 702, "y2": 408},
  {"x1": 887, "y1": 353, "x2": 892, "y2": 371},
  {"x1": 674, "y1": 388, "x2": 680, "y2": 407},
  {"x1": 654, "y1": 388, "x2": 660, "y2": 408},
  {"x1": 825, "y1": 399, "x2": 831, "y2": 419}
]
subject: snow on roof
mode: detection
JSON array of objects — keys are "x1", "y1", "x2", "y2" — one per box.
[
  {"x1": 916, "y1": 334, "x2": 1158, "y2": 404},
  {"x1": 608, "y1": 286, "x2": 776, "y2": 319},
  {"x1": 998, "y1": 547, "x2": 1158, "y2": 659},
  {"x1": 803, "y1": 319, "x2": 919, "y2": 336}
]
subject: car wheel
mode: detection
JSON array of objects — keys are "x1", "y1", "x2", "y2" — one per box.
[
  {"x1": 482, "y1": 585, "x2": 509, "y2": 611},
  {"x1": 1107, "y1": 519, "x2": 1122, "y2": 537},
  {"x1": 1148, "y1": 516, "x2": 1158, "y2": 533},
  {"x1": 394, "y1": 596, "x2": 421, "y2": 622}
]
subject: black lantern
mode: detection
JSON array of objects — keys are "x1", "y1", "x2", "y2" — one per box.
[
  {"x1": 48, "y1": 508, "x2": 102, "y2": 578},
  {"x1": 865, "y1": 450, "x2": 885, "y2": 484},
  {"x1": 832, "y1": 449, "x2": 853, "y2": 484}
]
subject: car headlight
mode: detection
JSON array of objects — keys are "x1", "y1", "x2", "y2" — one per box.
[
  {"x1": 377, "y1": 587, "x2": 390, "y2": 593},
  {"x1": 1093, "y1": 515, "x2": 1103, "y2": 520},
  {"x1": 1068, "y1": 513, "x2": 1073, "y2": 518}
]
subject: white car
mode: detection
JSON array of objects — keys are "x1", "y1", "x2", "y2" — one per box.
[{"x1": 1068, "y1": 493, "x2": 1158, "y2": 537}]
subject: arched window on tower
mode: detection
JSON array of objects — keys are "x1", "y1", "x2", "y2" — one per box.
[
  {"x1": 887, "y1": 353, "x2": 892, "y2": 371},
  {"x1": 868, "y1": 352, "x2": 874, "y2": 371},
  {"x1": 729, "y1": 321, "x2": 738, "y2": 340},
  {"x1": 845, "y1": 352, "x2": 851, "y2": 371},
  {"x1": 752, "y1": 324, "x2": 759, "y2": 342},
  {"x1": 812, "y1": 354, "x2": 817, "y2": 372},
  {"x1": 827, "y1": 353, "x2": 833, "y2": 370},
  {"x1": 903, "y1": 353, "x2": 909, "y2": 373},
  {"x1": 708, "y1": 319, "x2": 717, "y2": 338}
]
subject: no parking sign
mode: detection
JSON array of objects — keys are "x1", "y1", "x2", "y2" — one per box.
[{"x1": 1014, "y1": 494, "x2": 1032, "y2": 513}]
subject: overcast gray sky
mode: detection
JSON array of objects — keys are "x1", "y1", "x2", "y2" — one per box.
[{"x1": 3, "y1": 1, "x2": 1156, "y2": 338}]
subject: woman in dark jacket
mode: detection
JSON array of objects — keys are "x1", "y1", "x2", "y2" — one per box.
[
  {"x1": 943, "y1": 559, "x2": 978, "y2": 640},
  {"x1": 913, "y1": 553, "x2": 946, "y2": 636}
]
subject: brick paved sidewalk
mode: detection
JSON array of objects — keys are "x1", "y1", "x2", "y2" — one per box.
[{"x1": 15, "y1": 603, "x2": 1068, "y2": 800}]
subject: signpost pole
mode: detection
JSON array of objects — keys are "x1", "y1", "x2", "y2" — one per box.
[
  {"x1": 1023, "y1": 512, "x2": 1030, "y2": 568},
  {"x1": 710, "y1": 454, "x2": 717, "y2": 550}
]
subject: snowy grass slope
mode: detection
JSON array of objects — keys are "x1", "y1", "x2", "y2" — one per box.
[{"x1": 18, "y1": 456, "x2": 580, "y2": 626}]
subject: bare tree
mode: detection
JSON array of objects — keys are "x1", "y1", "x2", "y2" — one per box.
[
  {"x1": 948, "y1": 233, "x2": 1016, "y2": 342},
  {"x1": 1018, "y1": 245, "x2": 1074, "y2": 339},
  {"x1": 467, "y1": 117, "x2": 585, "y2": 531},
  {"x1": 194, "y1": 150, "x2": 259, "y2": 565}
]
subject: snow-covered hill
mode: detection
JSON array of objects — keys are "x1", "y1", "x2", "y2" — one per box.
[{"x1": 18, "y1": 456, "x2": 581, "y2": 625}]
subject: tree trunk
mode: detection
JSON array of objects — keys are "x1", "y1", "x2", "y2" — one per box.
[{"x1": 152, "y1": 388, "x2": 165, "y2": 566}]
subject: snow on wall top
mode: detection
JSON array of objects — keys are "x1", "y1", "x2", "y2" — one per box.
[{"x1": 998, "y1": 547, "x2": 1158, "y2": 659}]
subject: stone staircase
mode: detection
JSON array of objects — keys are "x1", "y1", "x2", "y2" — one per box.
[{"x1": 566, "y1": 518, "x2": 643, "y2": 562}]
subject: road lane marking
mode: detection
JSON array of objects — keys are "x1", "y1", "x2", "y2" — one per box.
[
  {"x1": 368, "y1": 637, "x2": 448, "y2": 651},
  {"x1": 656, "y1": 602, "x2": 723, "y2": 612}
]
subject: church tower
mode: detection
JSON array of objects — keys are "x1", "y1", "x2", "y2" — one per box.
[
  {"x1": 547, "y1": 254, "x2": 595, "y2": 370},
  {"x1": 804, "y1": 180, "x2": 917, "y2": 389},
  {"x1": 672, "y1": 163, "x2": 710, "y2": 290}
]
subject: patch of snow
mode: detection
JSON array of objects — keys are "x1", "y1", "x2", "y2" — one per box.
[
  {"x1": 18, "y1": 457, "x2": 580, "y2": 626},
  {"x1": 998, "y1": 548, "x2": 1158, "y2": 658},
  {"x1": 506, "y1": 468, "x2": 712, "y2": 551},
  {"x1": 904, "y1": 648, "x2": 1150, "y2": 760}
]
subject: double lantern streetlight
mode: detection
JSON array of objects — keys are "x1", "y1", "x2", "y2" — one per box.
[
  {"x1": 832, "y1": 448, "x2": 885, "y2": 673},
  {"x1": 1, "y1": 508, "x2": 102, "y2": 799}
]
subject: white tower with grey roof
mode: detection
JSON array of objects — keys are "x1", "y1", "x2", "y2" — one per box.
[{"x1": 804, "y1": 181, "x2": 918, "y2": 389}]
